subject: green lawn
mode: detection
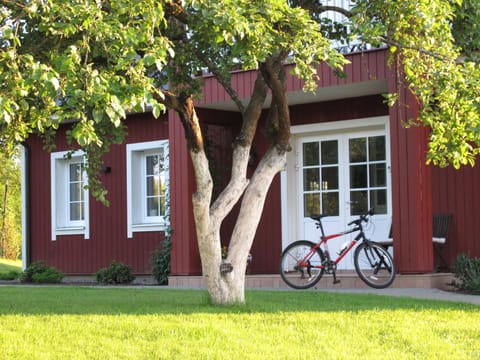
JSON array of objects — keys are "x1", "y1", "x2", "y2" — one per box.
[
  {"x1": 0, "y1": 258, "x2": 22, "y2": 273},
  {"x1": 0, "y1": 287, "x2": 478, "y2": 359}
]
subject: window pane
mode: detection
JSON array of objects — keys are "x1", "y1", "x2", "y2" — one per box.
[
  {"x1": 322, "y1": 192, "x2": 339, "y2": 216},
  {"x1": 70, "y1": 182, "x2": 83, "y2": 202},
  {"x1": 158, "y1": 148, "x2": 165, "y2": 170},
  {"x1": 303, "y1": 142, "x2": 319, "y2": 166},
  {"x1": 369, "y1": 163, "x2": 386, "y2": 187},
  {"x1": 160, "y1": 195, "x2": 166, "y2": 216},
  {"x1": 70, "y1": 202, "x2": 84, "y2": 221},
  {"x1": 321, "y1": 140, "x2": 338, "y2": 164},
  {"x1": 68, "y1": 162, "x2": 84, "y2": 223},
  {"x1": 304, "y1": 193, "x2": 320, "y2": 217},
  {"x1": 147, "y1": 197, "x2": 159, "y2": 217},
  {"x1": 370, "y1": 189, "x2": 387, "y2": 214},
  {"x1": 321, "y1": 167, "x2": 338, "y2": 190},
  {"x1": 369, "y1": 136, "x2": 386, "y2": 161},
  {"x1": 350, "y1": 191, "x2": 368, "y2": 215},
  {"x1": 146, "y1": 176, "x2": 156, "y2": 196},
  {"x1": 145, "y1": 151, "x2": 165, "y2": 219},
  {"x1": 69, "y1": 163, "x2": 83, "y2": 181},
  {"x1": 146, "y1": 155, "x2": 159, "y2": 176},
  {"x1": 349, "y1": 138, "x2": 366, "y2": 163},
  {"x1": 303, "y1": 168, "x2": 320, "y2": 191},
  {"x1": 350, "y1": 165, "x2": 367, "y2": 188}
]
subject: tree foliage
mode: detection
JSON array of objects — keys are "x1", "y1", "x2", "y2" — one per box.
[
  {"x1": 1, "y1": 1, "x2": 479, "y2": 186},
  {"x1": 452, "y1": 0, "x2": 480, "y2": 60},
  {"x1": 1, "y1": 0, "x2": 170, "y2": 202},
  {"x1": 0, "y1": 0, "x2": 348, "y2": 201},
  {"x1": 351, "y1": 0, "x2": 480, "y2": 168}
]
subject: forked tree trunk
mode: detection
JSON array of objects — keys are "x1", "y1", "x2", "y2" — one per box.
[
  {"x1": 193, "y1": 147, "x2": 287, "y2": 305},
  {"x1": 163, "y1": 53, "x2": 289, "y2": 305}
]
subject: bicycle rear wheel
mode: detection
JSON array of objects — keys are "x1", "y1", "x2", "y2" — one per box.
[
  {"x1": 354, "y1": 242, "x2": 395, "y2": 289},
  {"x1": 279, "y1": 240, "x2": 325, "y2": 289}
]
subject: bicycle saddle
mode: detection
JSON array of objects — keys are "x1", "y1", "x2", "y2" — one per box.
[{"x1": 310, "y1": 214, "x2": 328, "y2": 221}]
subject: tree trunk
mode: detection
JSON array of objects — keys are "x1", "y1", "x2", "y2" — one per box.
[
  {"x1": 195, "y1": 147, "x2": 287, "y2": 305},
  {"x1": 166, "y1": 56, "x2": 288, "y2": 304}
]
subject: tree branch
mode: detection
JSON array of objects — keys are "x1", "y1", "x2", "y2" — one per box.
[
  {"x1": 381, "y1": 36, "x2": 455, "y2": 62},
  {"x1": 198, "y1": 54, "x2": 246, "y2": 114},
  {"x1": 164, "y1": 1, "x2": 245, "y2": 114},
  {"x1": 210, "y1": 72, "x2": 267, "y2": 221},
  {"x1": 164, "y1": 0, "x2": 188, "y2": 23},
  {"x1": 294, "y1": 1, "x2": 352, "y2": 18},
  {"x1": 234, "y1": 72, "x2": 267, "y2": 146},
  {"x1": 260, "y1": 53, "x2": 291, "y2": 151},
  {"x1": 156, "y1": 90, "x2": 204, "y2": 152},
  {"x1": 318, "y1": 5, "x2": 352, "y2": 18}
]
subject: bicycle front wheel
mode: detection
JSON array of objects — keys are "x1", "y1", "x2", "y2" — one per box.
[
  {"x1": 354, "y1": 242, "x2": 395, "y2": 289},
  {"x1": 279, "y1": 240, "x2": 325, "y2": 289}
]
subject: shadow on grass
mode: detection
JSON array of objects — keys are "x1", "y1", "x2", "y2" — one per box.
[{"x1": 0, "y1": 286, "x2": 477, "y2": 315}]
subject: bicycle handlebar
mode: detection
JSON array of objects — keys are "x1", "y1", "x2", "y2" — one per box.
[
  {"x1": 310, "y1": 208, "x2": 374, "y2": 226},
  {"x1": 347, "y1": 208, "x2": 375, "y2": 226}
]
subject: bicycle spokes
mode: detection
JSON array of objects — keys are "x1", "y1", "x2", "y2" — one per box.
[
  {"x1": 354, "y1": 242, "x2": 395, "y2": 289},
  {"x1": 279, "y1": 241, "x2": 325, "y2": 289}
]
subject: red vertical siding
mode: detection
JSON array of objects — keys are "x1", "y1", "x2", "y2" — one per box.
[
  {"x1": 388, "y1": 75, "x2": 434, "y2": 273},
  {"x1": 432, "y1": 163, "x2": 480, "y2": 265},
  {"x1": 26, "y1": 113, "x2": 169, "y2": 274},
  {"x1": 196, "y1": 49, "x2": 388, "y2": 107},
  {"x1": 290, "y1": 95, "x2": 388, "y2": 126},
  {"x1": 248, "y1": 130, "x2": 282, "y2": 274},
  {"x1": 168, "y1": 111, "x2": 201, "y2": 275}
]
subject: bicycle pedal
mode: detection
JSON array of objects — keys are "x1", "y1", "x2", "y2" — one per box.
[{"x1": 333, "y1": 279, "x2": 341, "y2": 285}]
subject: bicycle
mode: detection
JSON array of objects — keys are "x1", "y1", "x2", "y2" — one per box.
[{"x1": 279, "y1": 208, "x2": 395, "y2": 289}]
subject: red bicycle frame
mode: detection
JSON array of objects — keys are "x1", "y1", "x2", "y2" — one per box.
[{"x1": 299, "y1": 221, "x2": 364, "y2": 269}]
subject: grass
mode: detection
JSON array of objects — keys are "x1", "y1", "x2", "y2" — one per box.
[
  {"x1": 0, "y1": 258, "x2": 22, "y2": 280},
  {"x1": 0, "y1": 287, "x2": 478, "y2": 359},
  {"x1": 0, "y1": 258, "x2": 22, "y2": 273}
]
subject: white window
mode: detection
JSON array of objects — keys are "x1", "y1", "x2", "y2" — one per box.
[
  {"x1": 126, "y1": 140, "x2": 169, "y2": 238},
  {"x1": 51, "y1": 150, "x2": 89, "y2": 240}
]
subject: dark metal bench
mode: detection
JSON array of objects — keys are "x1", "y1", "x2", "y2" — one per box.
[{"x1": 432, "y1": 214, "x2": 451, "y2": 271}]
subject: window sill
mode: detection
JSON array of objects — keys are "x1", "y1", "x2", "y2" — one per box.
[
  {"x1": 129, "y1": 223, "x2": 167, "y2": 236},
  {"x1": 54, "y1": 226, "x2": 86, "y2": 238}
]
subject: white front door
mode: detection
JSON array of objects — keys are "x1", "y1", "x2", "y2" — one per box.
[{"x1": 283, "y1": 117, "x2": 391, "y2": 270}]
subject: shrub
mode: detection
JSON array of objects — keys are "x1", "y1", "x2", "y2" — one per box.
[
  {"x1": 32, "y1": 267, "x2": 65, "y2": 283},
  {"x1": 20, "y1": 261, "x2": 64, "y2": 283},
  {"x1": 95, "y1": 261, "x2": 135, "y2": 285},
  {"x1": 0, "y1": 270, "x2": 19, "y2": 280},
  {"x1": 152, "y1": 237, "x2": 171, "y2": 285},
  {"x1": 453, "y1": 253, "x2": 480, "y2": 294}
]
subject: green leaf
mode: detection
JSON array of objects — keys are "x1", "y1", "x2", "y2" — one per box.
[{"x1": 152, "y1": 103, "x2": 162, "y2": 119}]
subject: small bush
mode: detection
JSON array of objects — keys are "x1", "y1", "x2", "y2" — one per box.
[
  {"x1": 453, "y1": 253, "x2": 480, "y2": 294},
  {"x1": 152, "y1": 238, "x2": 171, "y2": 285},
  {"x1": 32, "y1": 267, "x2": 65, "y2": 283},
  {"x1": 20, "y1": 261, "x2": 64, "y2": 283},
  {"x1": 0, "y1": 270, "x2": 19, "y2": 280},
  {"x1": 95, "y1": 261, "x2": 135, "y2": 285}
]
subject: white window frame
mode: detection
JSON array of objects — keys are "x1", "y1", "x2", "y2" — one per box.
[
  {"x1": 126, "y1": 140, "x2": 169, "y2": 238},
  {"x1": 51, "y1": 150, "x2": 89, "y2": 241}
]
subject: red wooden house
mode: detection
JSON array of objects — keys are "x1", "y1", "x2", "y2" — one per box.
[{"x1": 21, "y1": 48, "x2": 480, "y2": 285}]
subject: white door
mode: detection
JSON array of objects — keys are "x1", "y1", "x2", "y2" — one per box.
[{"x1": 297, "y1": 129, "x2": 391, "y2": 269}]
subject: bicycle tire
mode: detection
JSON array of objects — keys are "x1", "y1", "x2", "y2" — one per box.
[
  {"x1": 354, "y1": 242, "x2": 396, "y2": 289},
  {"x1": 279, "y1": 240, "x2": 325, "y2": 289}
]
